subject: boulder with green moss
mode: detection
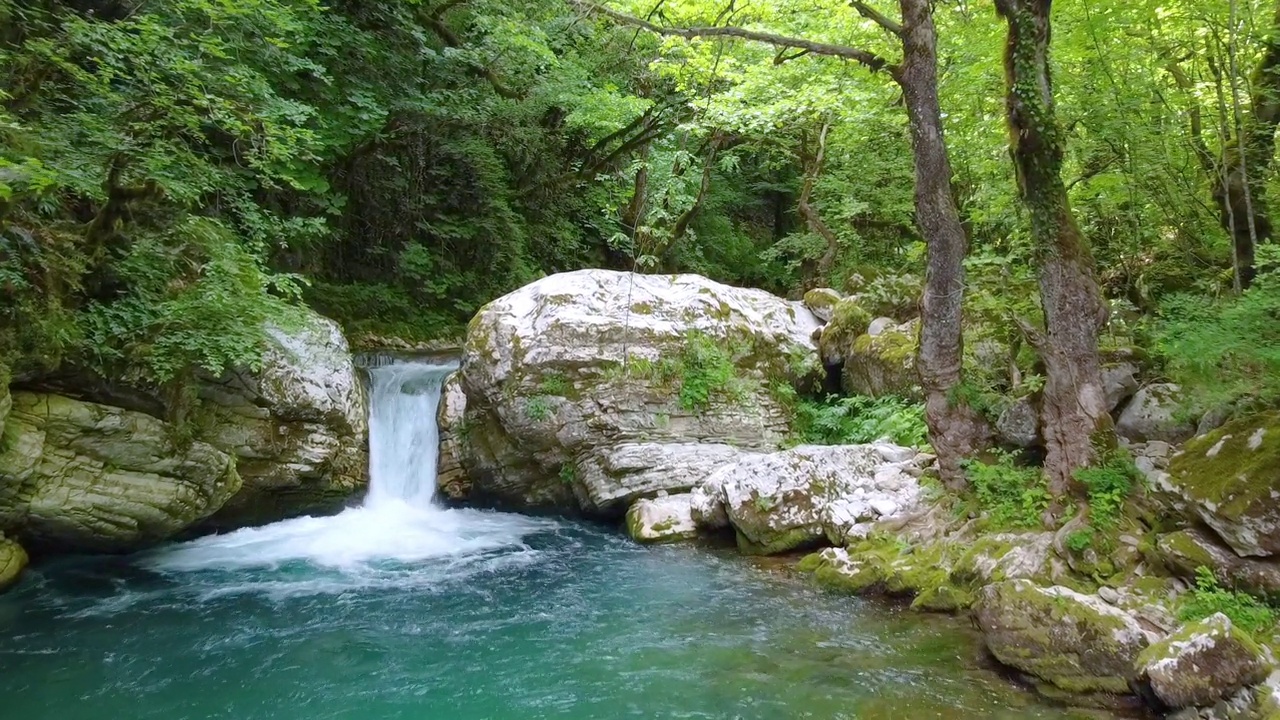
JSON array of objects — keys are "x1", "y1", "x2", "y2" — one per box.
[
  {"x1": 0, "y1": 533, "x2": 27, "y2": 592},
  {"x1": 816, "y1": 298, "x2": 873, "y2": 366},
  {"x1": 1154, "y1": 528, "x2": 1280, "y2": 602},
  {"x1": 448, "y1": 270, "x2": 823, "y2": 517},
  {"x1": 974, "y1": 579, "x2": 1155, "y2": 696},
  {"x1": 1117, "y1": 383, "x2": 1194, "y2": 444},
  {"x1": 1157, "y1": 413, "x2": 1280, "y2": 557},
  {"x1": 0, "y1": 392, "x2": 241, "y2": 551},
  {"x1": 702, "y1": 443, "x2": 927, "y2": 555},
  {"x1": 1135, "y1": 613, "x2": 1270, "y2": 709},
  {"x1": 625, "y1": 494, "x2": 699, "y2": 543},
  {"x1": 841, "y1": 319, "x2": 921, "y2": 399},
  {"x1": 803, "y1": 288, "x2": 843, "y2": 323},
  {"x1": 191, "y1": 312, "x2": 369, "y2": 530}
]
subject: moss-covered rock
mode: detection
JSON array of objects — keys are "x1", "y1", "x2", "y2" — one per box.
[
  {"x1": 1154, "y1": 528, "x2": 1280, "y2": 603},
  {"x1": 816, "y1": 298, "x2": 873, "y2": 366},
  {"x1": 625, "y1": 494, "x2": 699, "y2": 544},
  {"x1": 803, "y1": 288, "x2": 843, "y2": 323},
  {"x1": 0, "y1": 392, "x2": 241, "y2": 551},
  {"x1": 974, "y1": 579, "x2": 1154, "y2": 696},
  {"x1": 1117, "y1": 383, "x2": 1194, "y2": 444},
  {"x1": 841, "y1": 319, "x2": 921, "y2": 399},
  {"x1": 1158, "y1": 412, "x2": 1280, "y2": 557},
  {"x1": 1135, "y1": 613, "x2": 1270, "y2": 709},
  {"x1": 0, "y1": 533, "x2": 27, "y2": 592},
  {"x1": 0, "y1": 380, "x2": 11, "y2": 443}
]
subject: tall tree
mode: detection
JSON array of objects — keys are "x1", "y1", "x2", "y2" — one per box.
[
  {"x1": 994, "y1": 0, "x2": 1114, "y2": 509},
  {"x1": 576, "y1": 0, "x2": 988, "y2": 486}
]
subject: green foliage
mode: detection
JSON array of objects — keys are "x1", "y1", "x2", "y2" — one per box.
[
  {"x1": 963, "y1": 452, "x2": 1050, "y2": 530},
  {"x1": 539, "y1": 373, "x2": 572, "y2": 397},
  {"x1": 1064, "y1": 528, "x2": 1096, "y2": 554},
  {"x1": 559, "y1": 462, "x2": 577, "y2": 486},
  {"x1": 1073, "y1": 455, "x2": 1139, "y2": 530},
  {"x1": 792, "y1": 395, "x2": 930, "y2": 450},
  {"x1": 1156, "y1": 246, "x2": 1280, "y2": 409},
  {"x1": 524, "y1": 396, "x2": 552, "y2": 422},
  {"x1": 1179, "y1": 567, "x2": 1277, "y2": 636},
  {"x1": 659, "y1": 332, "x2": 749, "y2": 412}
]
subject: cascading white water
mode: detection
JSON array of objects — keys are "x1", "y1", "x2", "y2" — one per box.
[
  {"x1": 366, "y1": 363, "x2": 455, "y2": 508},
  {"x1": 146, "y1": 361, "x2": 554, "y2": 583}
]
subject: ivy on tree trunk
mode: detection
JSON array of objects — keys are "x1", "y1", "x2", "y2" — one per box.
[{"x1": 995, "y1": 0, "x2": 1114, "y2": 510}]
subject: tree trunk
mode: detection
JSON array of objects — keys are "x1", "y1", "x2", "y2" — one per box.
[
  {"x1": 1214, "y1": 0, "x2": 1280, "y2": 288},
  {"x1": 995, "y1": 0, "x2": 1113, "y2": 508},
  {"x1": 895, "y1": 0, "x2": 989, "y2": 489},
  {"x1": 797, "y1": 121, "x2": 841, "y2": 286}
]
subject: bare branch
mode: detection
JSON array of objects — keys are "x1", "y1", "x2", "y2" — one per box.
[
  {"x1": 850, "y1": 1, "x2": 903, "y2": 37},
  {"x1": 573, "y1": 1, "x2": 895, "y2": 74}
]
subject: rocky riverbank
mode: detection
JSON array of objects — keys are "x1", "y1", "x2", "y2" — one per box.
[{"x1": 438, "y1": 270, "x2": 1280, "y2": 718}]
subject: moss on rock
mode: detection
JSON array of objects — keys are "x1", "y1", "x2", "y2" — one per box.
[
  {"x1": 0, "y1": 534, "x2": 27, "y2": 592},
  {"x1": 1160, "y1": 412, "x2": 1280, "y2": 557},
  {"x1": 1134, "y1": 613, "x2": 1270, "y2": 709}
]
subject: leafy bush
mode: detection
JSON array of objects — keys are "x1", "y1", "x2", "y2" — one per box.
[
  {"x1": 1156, "y1": 246, "x2": 1280, "y2": 408},
  {"x1": 660, "y1": 332, "x2": 749, "y2": 412},
  {"x1": 1073, "y1": 455, "x2": 1139, "y2": 530},
  {"x1": 524, "y1": 396, "x2": 552, "y2": 421},
  {"x1": 1179, "y1": 566, "x2": 1277, "y2": 636},
  {"x1": 963, "y1": 452, "x2": 1050, "y2": 530},
  {"x1": 792, "y1": 394, "x2": 930, "y2": 449}
]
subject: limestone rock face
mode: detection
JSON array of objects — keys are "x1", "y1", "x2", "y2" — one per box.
[
  {"x1": 841, "y1": 319, "x2": 920, "y2": 399},
  {"x1": 435, "y1": 373, "x2": 469, "y2": 501},
  {"x1": 447, "y1": 270, "x2": 822, "y2": 516},
  {"x1": 0, "y1": 533, "x2": 27, "y2": 592},
  {"x1": 0, "y1": 392, "x2": 241, "y2": 551},
  {"x1": 625, "y1": 494, "x2": 699, "y2": 544},
  {"x1": 698, "y1": 444, "x2": 927, "y2": 555},
  {"x1": 1157, "y1": 413, "x2": 1280, "y2": 557},
  {"x1": 193, "y1": 313, "x2": 368, "y2": 529},
  {"x1": 974, "y1": 579, "x2": 1154, "y2": 695},
  {"x1": 1117, "y1": 383, "x2": 1195, "y2": 444},
  {"x1": 1135, "y1": 614, "x2": 1269, "y2": 709},
  {"x1": 1154, "y1": 528, "x2": 1280, "y2": 601}
]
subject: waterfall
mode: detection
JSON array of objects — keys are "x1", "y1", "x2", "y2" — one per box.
[
  {"x1": 145, "y1": 359, "x2": 552, "y2": 581},
  {"x1": 366, "y1": 362, "x2": 457, "y2": 508}
]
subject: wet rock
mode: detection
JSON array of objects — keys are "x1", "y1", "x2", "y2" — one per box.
[
  {"x1": 625, "y1": 494, "x2": 699, "y2": 544},
  {"x1": 1156, "y1": 413, "x2": 1280, "y2": 557},
  {"x1": 1135, "y1": 613, "x2": 1269, "y2": 709},
  {"x1": 0, "y1": 534, "x2": 27, "y2": 592},
  {"x1": 1117, "y1": 383, "x2": 1195, "y2": 444},
  {"x1": 974, "y1": 579, "x2": 1154, "y2": 695},
  {"x1": 0, "y1": 393, "x2": 240, "y2": 551},
  {"x1": 436, "y1": 374, "x2": 469, "y2": 501}
]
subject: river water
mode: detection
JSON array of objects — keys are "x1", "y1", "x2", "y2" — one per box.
[{"x1": 0, "y1": 363, "x2": 1101, "y2": 719}]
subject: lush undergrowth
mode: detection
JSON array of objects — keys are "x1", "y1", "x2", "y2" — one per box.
[{"x1": 791, "y1": 395, "x2": 930, "y2": 450}]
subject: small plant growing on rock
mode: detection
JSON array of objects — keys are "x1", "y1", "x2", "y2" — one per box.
[
  {"x1": 538, "y1": 373, "x2": 571, "y2": 397},
  {"x1": 525, "y1": 396, "x2": 552, "y2": 421},
  {"x1": 1179, "y1": 566, "x2": 1277, "y2": 636},
  {"x1": 1074, "y1": 454, "x2": 1139, "y2": 530}
]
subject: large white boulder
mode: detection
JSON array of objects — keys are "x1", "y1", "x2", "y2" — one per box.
[
  {"x1": 193, "y1": 312, "x2": 368, "y2": 529},
  {"x1": 444, "y1": 270, "x2": 822, "y2": 516}
]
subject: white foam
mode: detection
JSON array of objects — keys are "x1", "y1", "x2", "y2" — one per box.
[{"x1": 145, "y1": 362, "x2": 558, "y2": 589}]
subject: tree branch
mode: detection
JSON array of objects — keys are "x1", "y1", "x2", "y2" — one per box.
[
  {"x1": 850, "y1": 1, "x2": 903, "y2": 37},
  {"x1": 573, "y1": 1, "x2": 895, "y2": 73}
]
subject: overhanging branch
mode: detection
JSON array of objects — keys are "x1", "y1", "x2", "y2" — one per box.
[
  {"x1": 573, "y1": 1, "x2": 895, "y2": 74},
  {"x1": 850, "y1": 1, "x2": 903, "y2": 37}
]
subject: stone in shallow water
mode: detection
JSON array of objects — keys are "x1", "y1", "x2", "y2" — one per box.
[
  {"x1": 1135, "y1": 613, "x2": 1270, "y2": 710},
  {"x1": 625, "y1": 494, "x2": 698, "y2": 544},
  {"x1": 973, "y1": 579, "x2": 1154, "y2": 695}
]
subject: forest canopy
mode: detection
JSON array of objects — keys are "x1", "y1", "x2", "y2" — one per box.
[{"x1": 1, "y1": 0, "x2": 1277, "y2": 421}]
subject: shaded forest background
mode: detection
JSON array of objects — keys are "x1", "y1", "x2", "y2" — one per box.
[{"x1": 2, "y1": 0, "x2": 1278, "y2": 413}]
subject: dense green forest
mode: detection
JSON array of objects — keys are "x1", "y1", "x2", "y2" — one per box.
[{"x1": 2, "y1": 0, "x2": 1278, "y2": 486}]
